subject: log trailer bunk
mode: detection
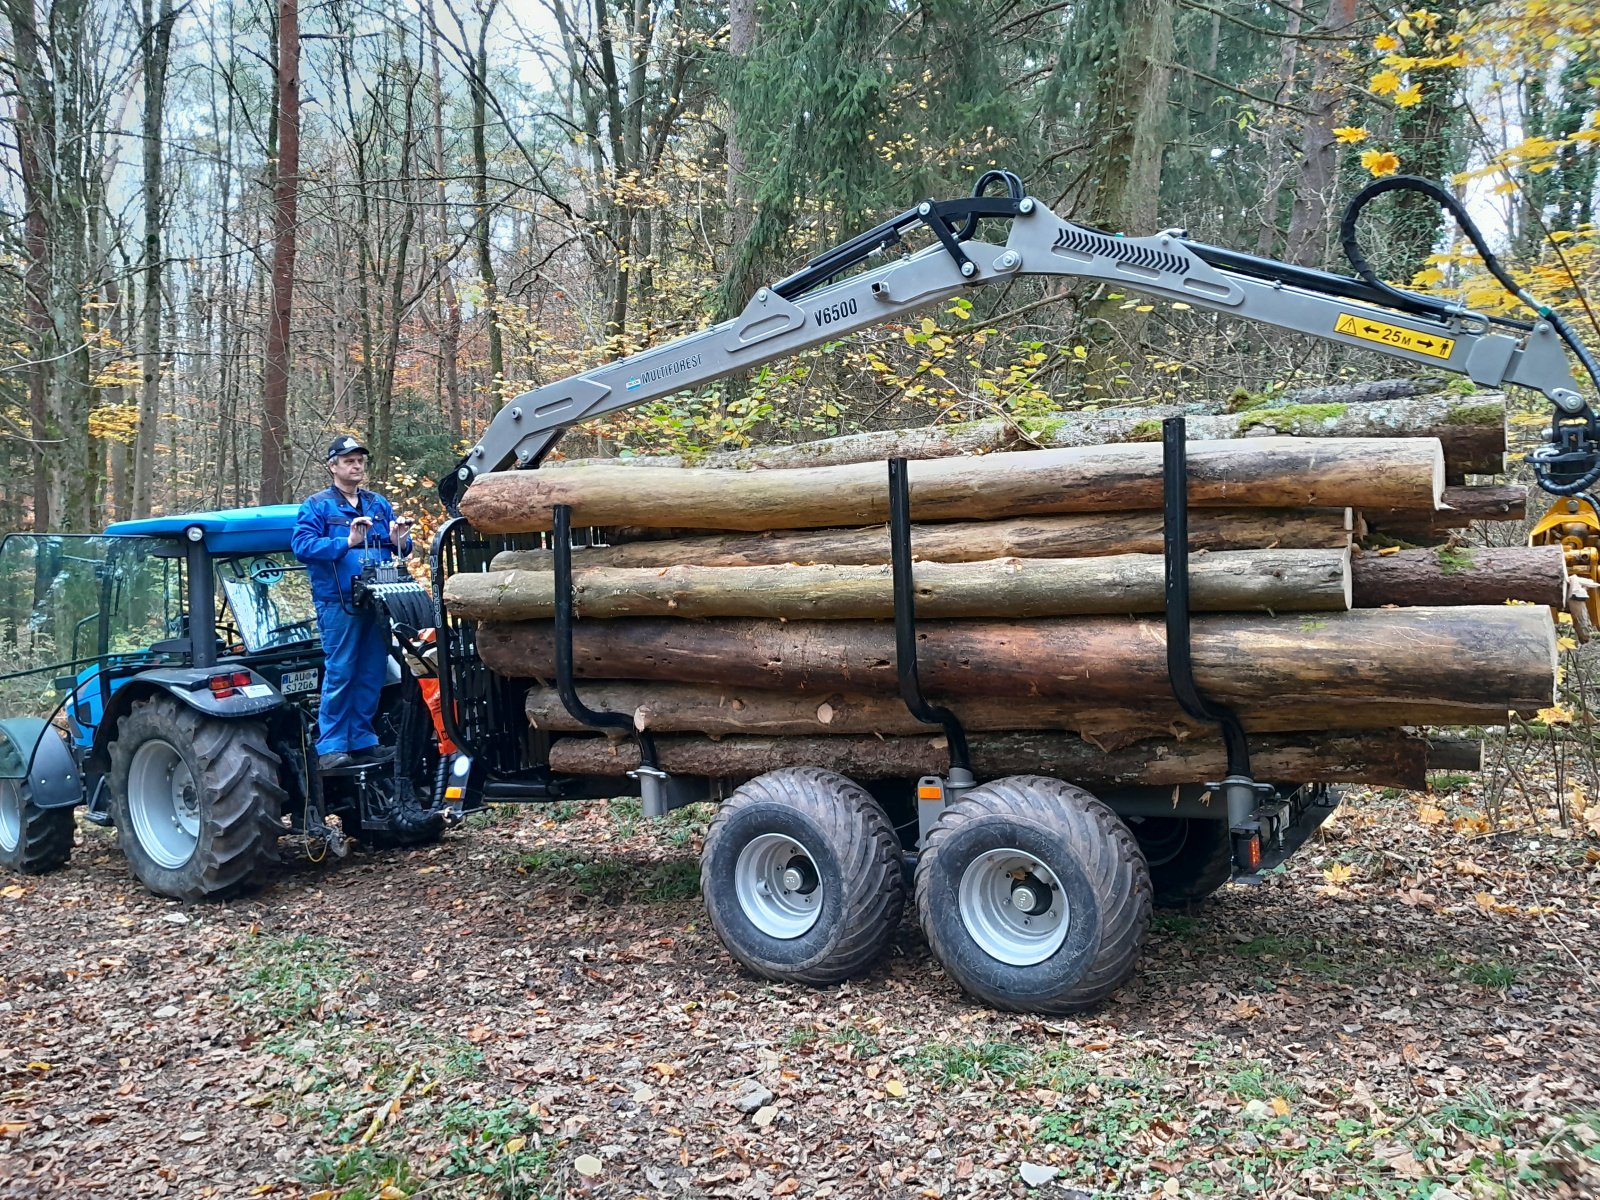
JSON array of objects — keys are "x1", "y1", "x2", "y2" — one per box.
[{"x1": 432, "y1": 172, "x2": 1600, "y2": 1012}]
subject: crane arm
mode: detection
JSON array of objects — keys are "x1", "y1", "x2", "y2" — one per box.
[{"x1": 440, "y1": 171, "x2": 1597, "y2": 511}]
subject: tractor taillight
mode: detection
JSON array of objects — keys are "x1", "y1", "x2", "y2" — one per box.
[{"x1": 208, "y1": 670, "x2": 253, "y2": 698}]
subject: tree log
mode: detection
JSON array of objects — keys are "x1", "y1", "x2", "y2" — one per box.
[
  {"x1": 459, "y1": 437, "x2": 1445, "y2": 533},
  {"x1": 544, "y1": 392, "x2": 1502, "y2": 477},
  {"x1": 522, "y1": 683, "x2": 1516, "y2": 750},
  {"x1": 491, "y1": 508, "x2": 1354, "y2": 570},
  {"x1": 1351, "y1": 545, "x2": 1567, "y2": 608},
  {"x1": 543, "y1": 728, "x2": 1447, "y2": 789},
  {"x1": 477, "y1": 605, "x2": 1554, "y2": 710},
  {"x1": 1362, "y1": 484, "x2": 1526, "y2": 541},
  {"x1": 445, "y1": 549, "x2": 1352, "y2": 621}
]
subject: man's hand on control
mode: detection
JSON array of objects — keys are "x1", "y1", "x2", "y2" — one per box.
[
  {"x1": 347, "y1": 516, "x2": 375, "y2": 547},
  {"x1": 391, "y1": 516, "x2": 414, "y2": 545}
]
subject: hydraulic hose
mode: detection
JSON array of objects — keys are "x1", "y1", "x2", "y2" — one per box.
[{"x1": 1340, "y1": 175, "x2": 1600, "y2": 495}]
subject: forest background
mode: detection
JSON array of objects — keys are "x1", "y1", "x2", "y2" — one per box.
[{"x1": 0, "y1": 0, "x2": 1596, "y2": 537}]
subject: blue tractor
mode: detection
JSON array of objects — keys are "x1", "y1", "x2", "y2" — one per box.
[{"x1": 0, "y1": 507, "x2": 456, "y2": 899}]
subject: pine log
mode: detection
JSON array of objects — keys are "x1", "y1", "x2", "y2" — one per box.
[
  {"x1": 543, "y1": 729, "x2": 1447, "y2": 789},
  {"x1": 1351, "y1": 545, "x2": 1567, "y2": 608},
  {"x1": 476, "y1": 605, "x2": 1554, "y2": 710},
  {"x1": 459, "y1": 437, "x2": 1446, "y2": 534},
  {"x1": 491, "y1": 508, "x2": 1354, "y2": 571},
  {"x1": 522, "y1": 683, "x2": 1516, "y2": 750},
  {"x1": 445, "y1": 549, "x2": 1352, "y2": 621},
  {"x1": 1362, "y1": 484, "x2": 1526, "y2": 541},
  {"x1": 545, "y1": 393, "x2": 1503, "y2": 477}
]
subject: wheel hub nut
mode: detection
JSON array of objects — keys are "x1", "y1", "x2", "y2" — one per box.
[
  {"x1": 781, "y1": 866, "x2": 805, "y2": 892},
  {"x1": 1012, "y1": 884, "x2": 1039, "y2": 912}
]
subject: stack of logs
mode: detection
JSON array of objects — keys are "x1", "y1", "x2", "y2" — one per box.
[{"x1": 445, "y1": 390, "x2": 1560, "y2": 792}]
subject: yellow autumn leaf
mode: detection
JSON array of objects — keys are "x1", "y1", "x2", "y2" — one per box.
[
  {"x1": 1538, "y1": 704, "x2": 1574, "y2": 725},
  {"x1": 1374, "y1": 33, "x2": 1399, "y2": 50},
  {"x1": 1411, "y1": 267, "x2": 1445, "y2": 287},
  {"x1": 1417, "y1": 804, "x2": 1447, "y2": 824},
  {"x1": 1394, "y1": 84, "x2": 1424, "y2": 108},
  {"x1": 1334, "y1": 126, "x2": 1370, "y2": 144},
  {"x1": 1324, "y1": 862, "x2": 1355, "y2": 885},
  {"x1": 885, "y1": 1079, "x2": 906, "y2": 1097},
  {"x1": 505, "y1": 1137, "x2": 526, "y2": 1155},
  {"x1": 1271, "y1": 1096, "x2": 1291, "y2": 1116},
  {"x1": 1361, "y1": 149, "x2": 1402, "y2": 178},
  {"x1": 378, "y1": 1188, "x2": 406, "y2": 1200},
  {"x1": 1370, "y1": 70, "x2": 1402, "y2": 95},
  {"x1": 920, "y1": 317, "x2": 936, "y2": 335},
  {"x1": 0, "y1": 884, "x2": 25, "y2": 899}
]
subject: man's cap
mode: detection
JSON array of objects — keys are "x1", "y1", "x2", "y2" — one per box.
[{"x1": 327, "y1": 435, "x2": 368, "y2": 461}]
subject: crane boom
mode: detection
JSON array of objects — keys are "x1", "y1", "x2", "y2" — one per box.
[{"x1": 439, "y1": 171, "x2": 1597, "y2": 512}]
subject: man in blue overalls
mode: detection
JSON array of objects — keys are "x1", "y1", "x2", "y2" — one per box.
[{"x1": 292, "y1": 435, "x2": 415, "y2": 770}]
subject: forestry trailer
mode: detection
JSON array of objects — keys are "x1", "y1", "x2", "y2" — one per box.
[{"x1": 425, "y1": 171, "x2": 1598, "y2": 1013}]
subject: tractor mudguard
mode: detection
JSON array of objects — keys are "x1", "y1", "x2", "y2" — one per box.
[
  {"x1": 0, "y1": 717, "x2": 84, "y2": 810},
  {"x1": 89, "y1": 671, "x2": 288, "y2": 775}
]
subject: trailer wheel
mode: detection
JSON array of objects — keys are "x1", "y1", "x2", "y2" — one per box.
[
  {"x1": 1130, "y1": 816, "x2": 1233, "y2": 908},
  {"x1": 108, "y1": 695, "x2": 285, "y2": 900},
  {"x1": 915, "y1": 775, "x2": 1151, "y2": 1014},
  {"x1": 0, "y1": 777, "x2": 74, "y2": 875},
  {"x1": 701, "y1": 767, "x2": 905, "y2": 986}
]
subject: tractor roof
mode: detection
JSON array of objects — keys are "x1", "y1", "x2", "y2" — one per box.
[{"x1": 103, "y1": 505, "x2": 302, "y2": 555}]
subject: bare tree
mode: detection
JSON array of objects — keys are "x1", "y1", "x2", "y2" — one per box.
[{"x1": 261, "y1": 0, "x2": 299, "y2": 503}]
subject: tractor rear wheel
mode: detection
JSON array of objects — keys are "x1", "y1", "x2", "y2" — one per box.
[
  {"x1": 108, "y1": 695, "x2": 285, "y2": 900},
  {"x1": 0, "y1": 777, "x2": 74, "y2": 875}
]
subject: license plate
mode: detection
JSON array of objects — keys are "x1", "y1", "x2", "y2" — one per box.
[{"x1": 281, "y1": 668, "x2": 320, "y2": 695}]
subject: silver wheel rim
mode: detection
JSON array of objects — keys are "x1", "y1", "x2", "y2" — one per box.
[
  {"x1": 958, "y1": 847, "x2": 1070, "y2": 966},
  {"x1": 127, "y1": 739, "x2": 200, "y2": 869},
  {"x1": 0, "y1": 780, "x2": 20, "y2": 853},
  {"x1": 734, "y1": 832, "x2": 822, "y2": 939}
]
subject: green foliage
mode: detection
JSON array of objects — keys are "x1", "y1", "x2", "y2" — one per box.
[
  {"x1": 231, "y1": 933, "x2": 352, "y2": 1022},
  {"x1": 1441, "y1": 402, "x2": 1501, "y2": 426},
  {"x1": 1435, "y1": 546, "x2": 1475, "y2": 574}
]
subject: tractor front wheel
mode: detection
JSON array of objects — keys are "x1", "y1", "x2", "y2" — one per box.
[
  {"x1": 108, "y1": 696, "x2": 285, "y2": 900},
  {"x1": 0, "y1": 777, "x2": 74, "y2": 875}
]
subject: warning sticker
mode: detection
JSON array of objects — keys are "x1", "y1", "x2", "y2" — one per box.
[{"x1": 1334, "y1": 313, "x2": 1456, "y2": 360}]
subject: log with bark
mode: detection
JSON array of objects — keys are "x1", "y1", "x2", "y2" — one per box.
[
  {"x1": 1351, "y1": 545, "x2": 1567, "y2": 609},
  {"x1": 522, "y1": 683, "x2": 1518, "y2": 751},
  {"x1": 544, "y1": 392, "x2": 1503, "y2": 477},
  {"x1": 459, "y1": 437, "x2": 1446, "y2": 533},
  {"x1": 491, "y1": 508, "x2": 1355, "y2": 570},
  {"x1": 542, "y1": 728, "x2": 1468, "y2": 790},
  {"x1": 444, "y1": 548, "x2": 1353, "y2": 621},
  {"x1": 1362, "y1": 484, "x2": 1526, "y2": 542},
  {"x1": 476, "y1": 605, "x2": 1555, "y2": 711}
]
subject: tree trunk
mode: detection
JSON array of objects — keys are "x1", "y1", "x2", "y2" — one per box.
[
  {"x1": 476, "y1": 605, "x2": 1555, "y2": 710},
  {"x1": 1351, "y1": 546, "x2": 1566, "y2": 609},
  {"x1": 724, "y1": 0, "x2": 757, "y2": 247},
  {"x1": 471, "y1": 0, "x2": 503, "y2": 384},
  {"x1": 1284, "y1": 0, "x2": 1358, "y2": 266},
  {"x1": 493, "y1": 507, "x2": 1353, "y2": 572},
  {"x1": 523, "y1": 682, "x2": 1518, "y2": 750},
  {"x1": 544, "y1": 728, "x2": 1451, "y2": 790},
  {"x1": 460, "y1": 438, "x2": 1445, "y2": 533},
  {"x1": 260, "y1": 0, "x2": 299, "y2": 504},
  {"x1": 132, "y1": 0, "x2": 176, "y2": 519},
  {"x1": 445, "y1": 549, "x2": 1352, "y2": 621}
]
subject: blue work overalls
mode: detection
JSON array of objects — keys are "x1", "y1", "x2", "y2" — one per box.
[{"x1": 291, "y1": 487, "x2": 413, "y2": 756}]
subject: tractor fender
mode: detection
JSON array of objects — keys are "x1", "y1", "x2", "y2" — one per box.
[
  {"x1": 87, "y1": 670, "x2": 287, "y2": 776},
  {"x1": 0, "y1": 717, "x2": 84, "y2": 810}
]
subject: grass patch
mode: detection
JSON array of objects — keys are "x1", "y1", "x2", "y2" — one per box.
[
  {"x1": 910, "y1": 1038, "x2": 1085, "y2": 1090},
  {"x1": 516, "y1": 849, "x2": 701, "y2": 904},
  {"x1": 231, "y1": 933, "x2": 353, "y2": 1023},
  {"x1": 1462, "y1": 959, "x2": 1519, "y2": 989},
  {"x1": 464, "y1": 804, "x2": 522, "y2": 830},
  {"x1": 1436, "y1": 545, "x2": 1475, "y2": 575},
  {"x1": 1428, "y1": 771, "x2": 1476, "y2": 791}
]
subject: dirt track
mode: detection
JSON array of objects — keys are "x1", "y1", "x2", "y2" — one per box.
[{"x1": 2, "y1": 782, "x2": 1598, "y2": 1199}]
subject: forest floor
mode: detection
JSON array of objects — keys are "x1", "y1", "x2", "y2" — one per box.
[{"x1": 2, "y1": 764, "x2": 1599, "y2": 1200}]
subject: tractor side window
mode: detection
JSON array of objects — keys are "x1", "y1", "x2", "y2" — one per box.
[{"x1": 217, "y1": 557, "x2": 320, "y2": 653}]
